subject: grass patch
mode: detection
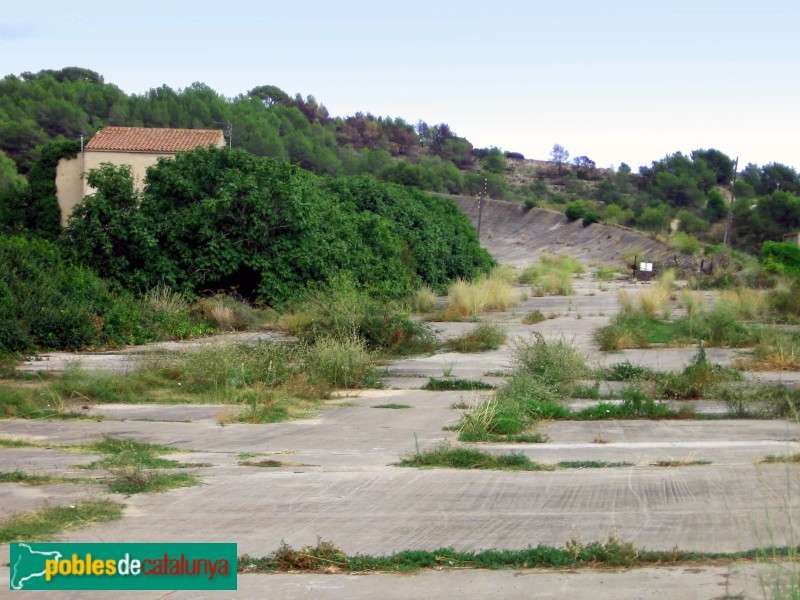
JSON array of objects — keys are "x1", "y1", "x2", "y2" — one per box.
[
  {"x1": 75, "y1": 436, "x2": 202, "y2": 494},
  {"x1": 240, "y1": 459, "x2": 313, "y2": 468},
  {"x1": 0, "y1": 500, "x2": 124, "y2": 543},
  {"x1": 0, "y1": 437, "x2": 36, "y2": 448},
  {"x1": 522, "y1": 309, "x2": 546, "y2": 325},
  {"x1": 596, "y1": 284, "x2": 774, "y2": 352},
  {"x1": 0, "y1": 471, "x2": 95, "y2": 485},
  {"x1": 239, "y1": 538, "x2": 800, "y2": 573},
  {"x1": 457, "y1": 334, "x2": 590, "y2": 439},
  {"x1": 193, "y1": 294, "x2": 263, "y2": 331},
  {"x1": 761, "y1": 454, "x2": 800, "y2": 464},
  {"x1": 445, "y1": 323, "x2": 507, "y2": 352},
  {"x1": 519, "y1": 254, "x2": 583, "y2": 296},
  {"x1": 458, "y1": 432, "x2": 550, "y2": 443},
  {"x1": 511, "y1": 333, "x2": 591, "y2": 395},
  {"x1": 237, "y1": 452, "x2": 265, "y2": 460},
  {"x1": 410, "y1": 286, "x2": 438, "y2": 313},
  {"x1": 106, "y1": 470, "x2": 198, "y2": 494},
  {"x1": 556, "y1": 461, "x2": 634, "y2": 469},
  {"x1": 442, "y1": 276, "x2": 517, "y2": 319},
  {"x1": 278, "y1": 282, "x2": 438, "y2": 355},
  {"x1": 424, "y1": 378, "x2": 495, "y2": 391},
  {"x1": 397, "y1": 446, "x2": 553, "y2": 471},
  {"x1": 597, "y1": 362, "x2": 657, "y2": 382},
  {"x1": 372, "y1": 403, "x2": 411, "y2": 409},
  {"x1": 651, "y1": 459, "x2": 711, "y2": 467},
  {"x1": 1, "y1": 335, "x2": 383, "y2": 424},
  {"x1": 593, "y1": 265, "x2": 619, "y2": 280}
]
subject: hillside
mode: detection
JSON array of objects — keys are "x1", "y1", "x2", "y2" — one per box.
[{"x1": 446, "y1": 195, "x2": 677, "y2": 268}]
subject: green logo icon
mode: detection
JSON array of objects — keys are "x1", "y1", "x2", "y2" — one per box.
[{"x1": 10, "y1": 543, "x2": 237, "y2": 591}]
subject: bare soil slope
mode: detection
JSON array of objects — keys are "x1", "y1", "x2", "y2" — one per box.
[{"x1": 447, "y1": 195, "x2": 677, "y2": 267}]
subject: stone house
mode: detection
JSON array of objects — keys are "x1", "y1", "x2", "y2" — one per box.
[{"x1": 56, "y1": 126, "x2": 226, "y2": 225}]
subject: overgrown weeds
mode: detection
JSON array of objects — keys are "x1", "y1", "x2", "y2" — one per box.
[
  {"x1": 0, "y1": 500, "x2": 124, "y2": 543},
  {"x1": 424, "y1": 378, "x2": 495, "y2": 391},
  {"x1": 446, "y1": 323, "x2": 507, "y2": 352},
  {"x1": 522, "y1": 309, "x2": 546, "y2": 324},
  {"x1": 519, "y1": 253, "x2": 583, "y2": 296},
  {"x1": 397, "y1": 446, "x2": 553, "y2": 471},
  {"x1": 193, "y1": 294, "x2": 263, "y2": 331},
  {"x1": 279, "y1": 282, "x2": 437, "y2": 355},
  {"x1": 442, "y1": 275, "x2": 516, "y2": 319},
  {"x1": 410, "y1": 286, "x2": 438, "y2": 313},
  {"x1": 239, "y1": 538, "x2": 800, "y2": 574},
  {"x1": 76, "y1": 436, "x2": 201, "y2": 494}
]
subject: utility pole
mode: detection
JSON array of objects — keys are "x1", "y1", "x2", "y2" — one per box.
[
  {"x1": 723, "y1": 157, "x2": 739, "y2": 247},
  {"x1": 477, "y1": 177, "x2": 487, "y2": 238}
]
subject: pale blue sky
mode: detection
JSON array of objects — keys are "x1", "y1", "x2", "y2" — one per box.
[{"x1": 2, "y1": 1, "x2": 798, "y2": 170}]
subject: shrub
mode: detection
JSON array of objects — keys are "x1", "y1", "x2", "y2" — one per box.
[
  {"x1": 410, "y1": 286, "x2": 438, "y2": 313},
  {"x1": 522, "y1": 310, "x2": 546, "y2": 325},
  {"x1": 279, "y1": 280, "x2": 437, "y2": 354},
  {"x1": 511, "y1": 333, "x2": 590, "y2": 395},
  {"x1": 0, "y1": 235, "x2": 208, "y2": 353},
  {"x1": 762, "y1": 241, "x2": 800, "y2": 276},
  {"x1": 446, "y1": 323, "x2": 507, "y2": 352},
  {"x1": 306, "y1": 335, "x2": 379, "y2": 389},
  {"x1": 445, "y1": 275, "x2": 516, "y2": 318},
  {"x1": 193, "y1": 294, "x2": 261, "y2": 331},
  {"x1": 670, "y1": 232, "x2": 702, "y2": 255},
  {"x1": 65, "y1": 149, "x2": 494, "y2": 306},
  {"x1": 519, "y1": 253, "x2": 582, "y2": 296}
]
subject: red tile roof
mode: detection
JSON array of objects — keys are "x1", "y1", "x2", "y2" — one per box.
[{"x1": 86, "y1": 127, "x2": 225, "y2": 153}]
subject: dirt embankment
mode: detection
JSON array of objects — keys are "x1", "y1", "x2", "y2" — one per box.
[{"x1": 446, "y1": 195, "x2": 685, "y2": 269}]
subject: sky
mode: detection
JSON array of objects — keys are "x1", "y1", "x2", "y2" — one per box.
[{"x1": 2, "y1": 1, "x2": 799, "y2": 171}]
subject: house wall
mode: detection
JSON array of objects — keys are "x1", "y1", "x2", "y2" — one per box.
[
  {"x1": 82, "y1": 150, "x2": 175, "y2": 197},
  {"x1": 56, "y1": 133, "x2": 225, "y2": 226},
  {"x1": 55, "y1": 154, "x2": 85, "y2": 226}
]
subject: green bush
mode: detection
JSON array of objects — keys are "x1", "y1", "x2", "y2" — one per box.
[
  {"x1": 279, "y1": 279, "x2": 437, "y2": 354},
  {"x1": 762, "y1": 241, "x2": 800, "y2": 276},
  {"x1": 65, "y1": 148, "x2": 493, "y2": 306},
  {"x1": 0, "y1": 235, "x2": 209, "y2": 354},
  {"x1": 446, "y1": 323, "x2": 507, "y2": 352},
  {"x1": 511, "y1": 333, "x2": 590, "y2": 395}
]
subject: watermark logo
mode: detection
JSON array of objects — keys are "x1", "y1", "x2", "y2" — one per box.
[{"x1": 10, "y1": 543, "x2": 237, "y2": 590}]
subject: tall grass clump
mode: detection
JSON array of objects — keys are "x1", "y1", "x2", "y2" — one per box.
[
  {"x1": 446, "y1": 323, "x2": 507, "y2": 352},
  {"x1": 305, "y1": 335, "x2": 379, "y2": 389},
  {"x1": 458, "y1": 334, "x2": 587, "y2": 439},
  {"x1": 511, "y1": 333, "x2": 591, "y2": 395},
  {"x1": 519, "y1": 253, "x2": 583, "y2": 296},
  {"x1": 445, "y1": 276, "x2": 516, "y2": 318},
  {"x1": 489, "y1": 265, "x2": 517, "y2": 283},
  {"x1": 410, "y1": 286, "x2": 438, "y2": 313},
  {"x1": 279, "y1": 279, "x2": 436, "y2": 355},
  {"x1": 669, "y1": 232, "x2": 701, "y2": 255},
  {"x1": 638, "y1": 269, "x2": 675, "y2": 318},
  {"x1": 716, "y1": 287, "x2": 767, "y2": 321},
  {"x1": 193, "y1": 294, "x2": 262, "y2": 331},
  {"x1": 593, "y1": 265, "x2": 619, "y2": 280}
]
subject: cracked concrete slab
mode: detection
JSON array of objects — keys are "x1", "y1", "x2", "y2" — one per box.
[{"x1": 3, "y1": 271, "x2": 800, "y2": 597}]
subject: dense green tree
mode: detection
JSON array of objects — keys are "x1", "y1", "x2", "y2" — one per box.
[
  {"x1": 637, "y1": 204, "x2": 670, "y2": 232},
  {"x1": 735, "y1": 191, "x2": 800, "y2": 249},
  {"x1": 705, "y1": 189, "x2": 728, "y2": 222},
  {"x1": 691, "y1": 148, "x2": 735, "y2": 184},
  {"x1": 23, "y1": 139, "x2": 81, "y2": 238},
  {"x1": 65, "y1": 147, "x2": 492, "y2": 304},
  {"x1": 482, "y1": 147, "x2": 507, "y2": 174}
]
